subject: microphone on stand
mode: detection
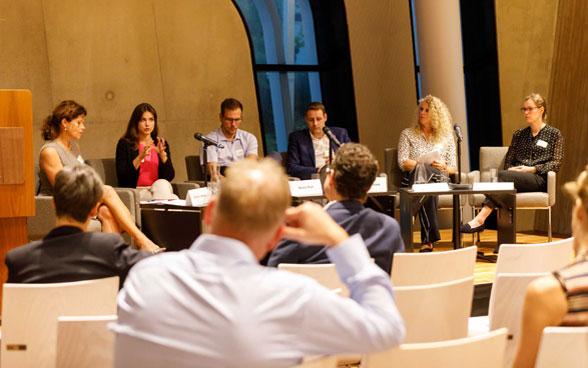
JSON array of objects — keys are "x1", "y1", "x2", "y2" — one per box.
[
  {"x1": 194, "y1": 133, "x2": 225, "y2": 149},
  {"x1": 453, "y1": 124, "x2": 463, "y2": 142},
  {"x1": 322, "y1": 127, "x2": 342, "y2": 147}
]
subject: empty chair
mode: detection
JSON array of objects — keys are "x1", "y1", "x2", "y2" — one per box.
[
  {"x1": 56, "y1": 315, "x2": 117, "y2": 368},
  {"x1": 185, "y1": 154, "x2": 205, "y2": 182},
  {"x1": 535, "y1": 326, "x2": 588, "y2": 368},
  {"x1": 292, "y1": 356, "x2": 338, "y2": 368},
  {"x1": 360, "y1": 328, "x2": 508, "y2": 368},
  {"x1": 494, "y1": 238, "x2": 573, "y2": 275},
  {"x1": 394, "y1": 276, "x2": 474, "y2": 343},
  {"x1": 277, "y1": 263, "x2": 349, "y2": 297},
  {"x1": 391, "y1": 246, "x2": 477, "y2": 286},
  {"x1": 1, "y1": 277, "x2": 119, "y2": 368}
]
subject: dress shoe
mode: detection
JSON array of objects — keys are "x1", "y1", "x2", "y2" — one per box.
[
  {"x1": 419, "y1": 245, "x2": 434, "y2": 253},
  {"x1": 460, "y1": 223, "x2": 485, "y2": 233}
]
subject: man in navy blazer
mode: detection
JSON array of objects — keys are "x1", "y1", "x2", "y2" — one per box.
[
  {"x1": 286, "y1": 102, "x2": 351, "y2": 180},
  {"x1": 270, "y1": 143, "x2": 404, "y2": 274}
]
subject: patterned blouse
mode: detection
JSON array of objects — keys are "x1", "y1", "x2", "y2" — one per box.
[
  {"x1": 553, "y1": 256, "x2": 588, "y2": 326},
  {"x1": 504, "y1": 125, "x2": 564, "y2": 176},
  {"x1": 397, "y1": 128, "x2": 456, "y2": 171}
]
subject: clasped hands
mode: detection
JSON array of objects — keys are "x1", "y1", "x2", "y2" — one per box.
[{"x1": 508, "y1": 165, "x2": 536, "y2": 173}]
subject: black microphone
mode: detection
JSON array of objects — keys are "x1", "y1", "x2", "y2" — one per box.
[
  {"x1": 453, "y1": 124, "x2": 463, "y2": 142},
  {"x1": 194, "y1": 133, "x2": 224, "y2": 149},
  {"x1": 322, "y1": 127, "x2": 342, "y2": 147}
]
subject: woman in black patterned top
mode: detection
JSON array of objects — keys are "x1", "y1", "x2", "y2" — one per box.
[{"x1": 461, "y1": 93, "x2": 564, "y2": 234}]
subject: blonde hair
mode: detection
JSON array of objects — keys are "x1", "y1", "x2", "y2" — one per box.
[
  {"x1": 216, "y1": 159, "x2": 291, "y2": 236},
  {"x1": 564, "y1": 165, "x2": 588, "y2": 257},
  {"x1": 412, "y1": 95, "x2": 453, "y2": 144},
  {"x1": 524, "y1": 93, "x2": 548, "y2": 121}
]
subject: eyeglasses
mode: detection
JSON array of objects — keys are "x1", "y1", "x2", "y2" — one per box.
[
  {"x1": 223, "y1": 117, "x2": 242, "y2": 123},
  {"x1": 520, "y1": 107, "x2": 539, "y2": 113}
]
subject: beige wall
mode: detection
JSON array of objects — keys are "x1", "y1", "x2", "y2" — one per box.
[
  {"x1": 344, "y1": 0, "x2": 417, "y2": 170},
  {"x1": 0, "y1": 0, "x2": 260, "y2": 182}
]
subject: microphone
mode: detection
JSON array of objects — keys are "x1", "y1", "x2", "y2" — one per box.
[
  {"x1": 194, "y1": 133, "x2": 224, "y2": 149},
  {"x1": 453, "y1": 124, "x2": 463, "y2": 142},
  {"x1": 322, "y1": 127, "x2": 342, "y2": 147}
]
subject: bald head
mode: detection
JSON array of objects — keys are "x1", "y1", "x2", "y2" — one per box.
[{"x1": 215, "y1": 159, "x2": 291, "y2": 238}]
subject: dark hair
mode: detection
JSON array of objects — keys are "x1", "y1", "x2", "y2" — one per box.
[
  {"x1": 121, "y1": 103, "x2": 158, "y2": 146},
  {"x1": 41, "y1": 100, "x2": 87, "y2": 141},
  {"x1": 305, "y1": 101, "x2": 326, "y2": 115},
  {"x1": 220, "y1": 98, "x2": 243, "y2": 116},
  {"x1": 54, "y1": 165, "x2": 104, "y2": 222},
  {"x1": 331, "y1": 143, "x2": 378, "y2": 201}
]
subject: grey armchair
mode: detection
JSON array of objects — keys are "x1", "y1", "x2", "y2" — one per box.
[{"x1": 467, "y1": 146, "x2": 556, "y2": 241}]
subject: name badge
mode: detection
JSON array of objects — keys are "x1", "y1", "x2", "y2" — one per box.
[
  {"x1": 235, "y1": 149, "x2": 244, "y2": 158},
  {"x1": 289, "y1": 179, "x2": 323, "y2": 197},
  {"x1": 77, "y1": 155, "x2": 85, "y2": 164},
  {"x1": 368, "y1": 176, "x2": 388, "y2": 193},
  {"x1": 185, "y1": 188, "x2": 211, "y2": 206},
  {"x1": 536, "y1": 139, "x2": 548, "y2": 148}
]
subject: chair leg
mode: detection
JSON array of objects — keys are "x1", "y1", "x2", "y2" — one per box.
[
  {"x1": 471, "y1": 207, "x2": 476, "y2": 245},
  {"x1": 548, "y1": 206, "x2": 552, "y2": 242}
]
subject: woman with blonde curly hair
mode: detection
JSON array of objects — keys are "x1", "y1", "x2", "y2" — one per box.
[{"x1": 397, "y1": 95, "x2": 457, "y2": 252}]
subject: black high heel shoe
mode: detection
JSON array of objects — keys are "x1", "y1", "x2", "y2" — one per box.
[
  {"x1": 460, "y1": 223, "x2": 485, "y2": 233},
  {"x1": 419, "y1": 243, "x2": 434, "y2": 253}
]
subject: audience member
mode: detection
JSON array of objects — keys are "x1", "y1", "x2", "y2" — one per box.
[
  {"x1": 38, "y1": 100, "x2": 160, "y2": 252},
  {"x1": 398, "y1": 95, "x2": 456, "y2": 252},
  {"x1": 116, "y1": 103, "x2": 176, "y2": 201},
  {"x1": 513, "y1": 165, "x2": 588, "y2": 368},
  {"x1": 461, "y1": 93, "x2": 564, "y2": 245},
  {"x1": 112, "y1": 159, "x2": 405, "y2": 368},
  {"x1": 6, "y1": 166, "x2": 151, "y2": 288},
  {"x1": 269, "y1": 143, "x2": 404, "y2": 274},
  {"x1": 286, "y1": 102, "x2": 351, "y2": 180},
  {"x1": 202, "y1": 98, "x2": 258, "y2": 181}
]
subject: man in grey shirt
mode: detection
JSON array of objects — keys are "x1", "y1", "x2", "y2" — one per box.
[{"x1": 112, "y1": 159, "x2": 405, "y2": 367}]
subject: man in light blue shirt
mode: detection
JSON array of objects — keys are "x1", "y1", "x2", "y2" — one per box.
[
  {"x1": 203, "y1": 98, "x2": 258, "y2": 181},
  {"x1": 112, "y1": 159, "x2": 405, "y2": 368}
]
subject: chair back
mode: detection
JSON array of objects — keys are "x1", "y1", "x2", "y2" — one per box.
[
  {"x1": 185, "y1": 155, "x2": 204, "y2": 181},
  {"x1": 391, "y1": 246, "x2": 477, "y2": 286},
  {"x1": 56, "y1": 315, "x2": 117, "y2": 368},
  {"x1": 535, "y1": 326, "x2": 588, "y2": 368},
  {"x1": 495, "y1": 238, "x2": 574, "y2": 275},
  {"x1": 1, "y1": 277, "x2": 119, "y2": 368},
  {"x1": 293, "y1": 356, "x2": 338, "y2": 368},
  {"x1": 384, "y1": 148, "x2": 403, "y2": 188},
  {"x1": 479, "y1": 147, "x2": 508, "y2": 182},
  {"x1": 394, "y1": 276, "x2": 474, "y2": 343},
  {"x1": 360, "y1": 328, "x2": 508, "y2": 368},
  {"x1": 277, "y1": 263, "x2": 349, "y2": 297},
  {"x1": 488, "y1": 272, "x2": 549, "y2": 367},
  {"x1": 85, "y1": 158, "x2": 118, "y2": 186}
]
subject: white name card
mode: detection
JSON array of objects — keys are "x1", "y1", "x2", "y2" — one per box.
[
  {"x1": 473, "y1": 182, "x2": 514, "y2": 191},
  {"x1": 289, "y1": 179, "x2": 323, "y2": 197},
  {"x1": 185, "y1": 187, "x2": 211, "y2": 206},
  {"x1": 368, "y1": 176, "x2": 388, "y2": 193},
  {"x1": 411, "y1": 183, "x2": 450, "y2": 192}
]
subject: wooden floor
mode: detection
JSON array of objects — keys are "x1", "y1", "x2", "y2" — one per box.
[{"x1": 415, "y1": 229, "x2": 566, "y2": 284}]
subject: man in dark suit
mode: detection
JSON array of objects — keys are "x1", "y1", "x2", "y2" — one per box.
[
  {"x1": 270, "y1": 143, "x2": 404, "y2": 274},
  {"x1": 6, "y1": 165, "x2": 150, "y2": 288},
  {"x1": 286, "y1": 102, "x2": 351, "y2": 179}
]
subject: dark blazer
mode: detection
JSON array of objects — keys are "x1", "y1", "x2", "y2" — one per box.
[
  {"x1": 5, "y1": 226, "x2": 150, "y2": 288},
  {"x1": 286, "y1": 127, "x2": 351, "y2": 180},
  {"x1": 116, "y1": 138, "x2": 175, "y2": 188},
  {"x1": 268, "y1": 200, "x2": 405, "y2": 274}
]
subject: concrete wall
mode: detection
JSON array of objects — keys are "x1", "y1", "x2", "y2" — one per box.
[{"x1": 0, "y1": 0, "x2": 260, "y2": 182}]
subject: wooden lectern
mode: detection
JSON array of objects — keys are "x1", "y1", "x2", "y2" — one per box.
[{"x1": 0, "y1": 90, "x2": 35, "y2": 309}]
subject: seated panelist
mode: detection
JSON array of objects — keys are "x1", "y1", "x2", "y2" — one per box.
[
  {"x1": 202, "y1": 98, "x2": 258, "y2": 181},
  {"x1": 116, "y1": 103, "x2": 176, "y2": 201},
  {"x1": 286, "y1": 102, "x2": 351, "y2": 180}
]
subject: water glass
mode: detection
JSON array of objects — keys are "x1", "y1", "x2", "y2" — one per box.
[
  {"x1": 490, "y1": 168, "x2": 498, "y2": 183},
  {"x1": 440, "y1": 169, "x2": 449, "y2": 183}
]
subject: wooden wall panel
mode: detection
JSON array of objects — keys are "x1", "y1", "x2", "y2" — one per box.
[{"x1": 538, "y1": 0, "x2": 588, "y2": 235}]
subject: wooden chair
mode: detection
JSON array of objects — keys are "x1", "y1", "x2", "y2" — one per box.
[
  {"x1": 1, "y1": 277, "x2": 119, "y2": 368},
  {"x1": 535, "y1": 326, "x2": 588, "y2": 368},
  {"x1": 56, "y1": 315, "x2": 117, "y2": 368},
  {"x1": 277, "y1": 263, "x2": 348, "y2": 297},
  {"x1": 394, "y1": 276, "x2": 474, "y2": 343},
  {"x1": 360, "y1": 328, "x2": 508, "y2": 368},
  {"x1": 391, "y1": 246, "x2": 477, "y2": 286},
  {"x1": 469, "y1": 272, "x2": 548, "y2": 367},
  {"x1": 494, "y1": 237, "x2": 574, "y2": 275},
  {"x1": 293, "y1": 356, "x2": 338, "y2": 368}
]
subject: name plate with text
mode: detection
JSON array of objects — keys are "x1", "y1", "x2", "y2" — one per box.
[
  {"x1": 411, "y1": 183, "x2": 450, "y2": 192},
  {"x1": 185, "y1": 188, "x2": 211, "y2": 206},
  {"x1": 289, "y1": 179, "x2": 323, "y2": 197},
  {"x1": 368, "y1": 176, "x2": 388, "y2": 193},
  {"x1": 473, "y1": 182, "x2": 514, "y2": 191}
]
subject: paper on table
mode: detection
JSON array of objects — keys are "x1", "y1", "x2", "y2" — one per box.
[{"x1": 417, "y1": 150, "x2": 441, "y2": 165}]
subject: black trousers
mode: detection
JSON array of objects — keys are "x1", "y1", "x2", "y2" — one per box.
[
  {"x1": 402, "y1": 165, "x2": 441, "y2": 244},
  {"x1": 482, "y1": 170, "x2": 546, "y2": 209}
]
